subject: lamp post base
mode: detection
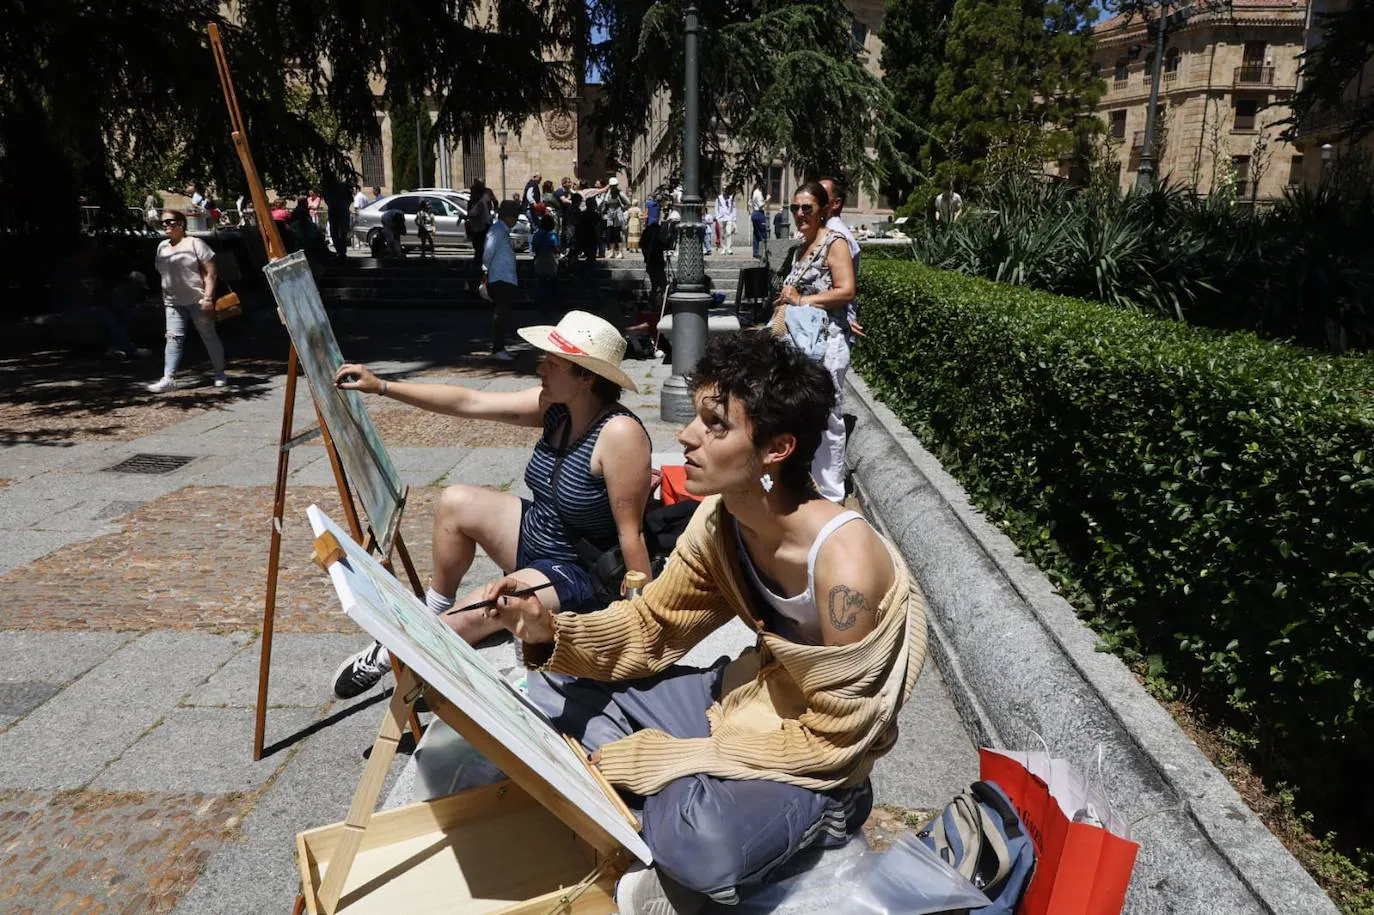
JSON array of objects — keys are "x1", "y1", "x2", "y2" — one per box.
[{"x1": 659, "y1": 290, "x2": 713, "y2": 424}]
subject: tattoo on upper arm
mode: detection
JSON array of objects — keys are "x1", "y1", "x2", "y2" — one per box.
[{"x1": 827, "y1": 585, "x2": 870, "y2": 631}]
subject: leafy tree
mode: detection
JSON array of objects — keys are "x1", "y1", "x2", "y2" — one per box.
[
  {"x1": 878, "y1": 0, "x2": 958, "y2": 207},
  {"x1": 389, "y1": 97, "x2": 437, "y2": 192},
  {"x1": 0, "y1": 0, "x2": 584, "y2": 235},
  {"x1": 1287, "y1": 0, "x2": 1374, "y2": 143},
  {"x1": 587, "y1": 0, "x2": 912, "y2": 195},
  {"x1": 926, "y1": 0, "x2": 1102, "y2": 191}
]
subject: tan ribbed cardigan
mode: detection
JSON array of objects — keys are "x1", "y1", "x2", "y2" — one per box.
[{"x1": 524, "y1": 495, "x2": 929, "y2": 796}]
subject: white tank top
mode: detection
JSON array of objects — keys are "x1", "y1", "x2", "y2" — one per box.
[{"x1": 735, "y1": 511, "x2": 867, "y2": 645}]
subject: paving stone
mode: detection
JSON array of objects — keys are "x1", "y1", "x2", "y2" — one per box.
[
  {"x1": 0, "y1": 788, "x2": 252, "y2": 915},
  {"x1": 869, "y1": 655, "x2": 979, "y2": 811},
  {"x1": 0, "y1": 631, "x2": 134, "y2": 728},
  {"x1": 446, "y1": 448, "x2": 530, "y2": 488},
  {"x1": 185, "y1": 633, "x2": 372, "y2": 708},
  {"x1": 93, "y1": 707, "x2": 318, "y2": 794},
  {"x1": 172, "y1": 692, "x2": 413, "y2": 915},
  {"x1": 0, "y1": 527, "x2": 112, "y2": 576},
  {"x1": 0, "y1": 631, "x2": 248, "y2": 789}
]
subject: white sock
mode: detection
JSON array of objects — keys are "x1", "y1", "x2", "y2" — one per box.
[{"x1": 425, "y1": 588, "x2": 455, "y2": 615}]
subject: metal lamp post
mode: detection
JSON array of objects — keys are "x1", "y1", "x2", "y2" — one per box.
[
  {"x1": 660, "y1": 3, "x2": 713, "y2": 424},
  {"x1": 1135, "y1": 2, "x2": 1170, "y2": 190},
  {"x1": 497, "y1": 128, "x2": 510, "y2": 201}
]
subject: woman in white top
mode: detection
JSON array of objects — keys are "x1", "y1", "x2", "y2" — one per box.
[
  {"x1": 149, "y1": 210, "x2": 228, "y2": 393},
  {"x1": 715, "y1": 188, "x2": 737, "y2": 256}
]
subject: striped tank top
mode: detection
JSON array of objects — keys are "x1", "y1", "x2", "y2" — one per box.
[{"x1": 519, "y1": 403, "x2": 646, "y2": 564}]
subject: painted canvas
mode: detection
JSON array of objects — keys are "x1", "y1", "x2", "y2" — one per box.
[
  {"x1": 306, "y1": 504, "x2": 652, "y2": 864},
  {"x1": 265, "y1": 252, "x2": 404, "y2": 552}
]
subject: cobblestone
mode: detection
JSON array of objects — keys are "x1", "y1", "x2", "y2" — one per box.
[
  {"x1": 0, "y1": 788, "x2": 253, "y2": 914},
  {"x1": 0, "y1": 486, "x2": 448, "y2": 632}
]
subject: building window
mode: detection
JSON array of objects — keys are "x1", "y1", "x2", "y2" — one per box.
[
  {"x1": 1109, "y1": 110, "x2": 1127, "y2": 140},
  {"x1": 762, "y1": 165, "x2": 784, "y2": 205},
  {"x1": 851, "y1": 19, "x2": 869, "y2": 48},
  {"x1": 1164, "y1": 47, "x2": 1180, "y2": 83},
  {"x1": 1287, "y1": 155, "x2": 1304, "y2": 186},
  {"x1": 1233, "y1": 98, "x2": 1258, "y2": 131},
  {"x1": 1243, "y1": 41, "x2": 1267, "y2": 65},
  {"x1": 1144, "y1": 53, "x2": 1155, "y2": 86},
  {"x1": 360, "y1": 135, "x2": 385, "y2": 188},
  {"x1": 461, "y1": 130, "x2": 486, "y2": 188},
  {"x1": 1233, "y1": 155, "x2": 1251, "y2": 197},
  {"x1": 1114, "y1": 59, "x2": 1129, "y2": 85}
]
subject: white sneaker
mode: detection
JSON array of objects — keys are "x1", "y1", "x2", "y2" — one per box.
[
  {"x1": 213, "y1": 373, "x2": 229, "y2": 388},
  {"x1": 147, "y1": 376, "x2": 177, "y2": 394},
  {"x1": 614, "y1": 865, "x2": 704, "y2": 915},
  {"x1": 491, "y1": 349, "x2": 515, "y2": 363}
]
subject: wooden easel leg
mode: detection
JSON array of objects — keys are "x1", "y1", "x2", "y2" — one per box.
[
  {"x1": 290, "y1": 894, "x2": 306, "y2": 915},
  {"x1": 392, "y1": 531, "x2": 425, "y2": 600},
  {"x1": 254, "y1": 345, "x2": 301, "y2": 761},
  {"x1": 315, "y1": 666, "x2": 422, "y2": 915}
]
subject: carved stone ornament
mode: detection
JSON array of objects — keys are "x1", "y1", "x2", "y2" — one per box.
[{"x1": 544, "y1": 108, "x2": 576, "y2": 148}]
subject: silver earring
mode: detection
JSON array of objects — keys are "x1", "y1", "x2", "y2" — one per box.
[{"x1": 760, "y1": 471, "x2": 774, "y2": 493}]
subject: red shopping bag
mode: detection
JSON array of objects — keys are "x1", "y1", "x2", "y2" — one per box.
[{"x1": 980, "y1": 747, "x2": 1139, "y2": 915}]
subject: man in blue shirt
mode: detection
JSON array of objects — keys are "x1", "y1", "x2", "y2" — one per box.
[
  {"x1": 645, "y1": 194, "x2": 661, "y2": 227},
  {"x1": 483, "y1": 199, "x2": 521, "y2": 361}
]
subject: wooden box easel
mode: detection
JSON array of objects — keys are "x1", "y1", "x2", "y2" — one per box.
[{"x1": 298, "y1": 534, "x2": 641, "y2": 915}]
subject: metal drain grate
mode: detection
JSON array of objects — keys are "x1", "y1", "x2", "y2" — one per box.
[{"x1": 106, "y1": 453, "x2": 196, "y2": 475}]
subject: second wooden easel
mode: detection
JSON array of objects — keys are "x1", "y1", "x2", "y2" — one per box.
[{"x1": 206, "y1": 24, "x2": 425, "y2": 760}]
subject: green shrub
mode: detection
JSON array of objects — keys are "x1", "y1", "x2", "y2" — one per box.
[
  {"x1": 856, "y1": 260, "x2": 1374, "y2": 843},
  {"x1": 893, "y1": 174, "x2": 1374, "y2": 352}
]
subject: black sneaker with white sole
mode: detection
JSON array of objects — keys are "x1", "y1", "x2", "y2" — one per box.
[{"x1": 331, "y1": 641, "x2": 392, "y2": 699}]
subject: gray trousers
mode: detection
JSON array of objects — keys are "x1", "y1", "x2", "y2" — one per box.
[{"x1": 527, "y1": 660, "x2": 871, "y2": 903}]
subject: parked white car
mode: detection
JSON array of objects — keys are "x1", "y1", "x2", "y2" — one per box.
[{"x1": 353, "y1": 192, "x2": 530, "y2": 253}]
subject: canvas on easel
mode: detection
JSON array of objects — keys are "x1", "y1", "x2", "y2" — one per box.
[
  {"x1": 264, "y1": 251, "x2": 406, "y2": 552},
  {"x1": 299, "y1": 505, "x2": 650, "y2": 914},
  {"x1": 206, "y1": 23, "x2": 424, "y2": 760}
]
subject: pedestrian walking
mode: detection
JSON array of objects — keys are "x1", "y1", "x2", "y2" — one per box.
[
  {"x1": 307, "y1": 187, "x2": 325, "y2": 231},
  {"x1": 351, "y1": 185, "x2": 371, "y2": 248},
  {"x1": 523, "y1": 173, "x2": 542, "y2": 223},
  {"x1": 600, "y1": 178, "x2": 628, "y2": 259},
  {"x1": 325, "y1": 179, "x2": 352, "y2": 260},
  {"x1": 774, "y1": 206, "x2": 789, "y2": 239},
  {"x1": 483, "y1": 198, "x2": 521, "y2": 361},
  {"x1": 702, "y1": 208, "x2": 715, "y2": 256},
  {"x1": 380, "y1": 206, "x2": 405, "y2": 257},
  {"x1": 819, "y1": 175, "x2": 864, "y2": 338},
  {"x1": 715, "y1": 186, "x2": 737, "y2": 256},
  {"x1": 750, "y1": 183, "x2": 768, "y2": 258},
  {"x1": 415, "y1": 199, "x2": 437, "y2": 257},
  {"x1": 466, "y1": 178, "x2": 494, "y2": 274},
  {"x1": 532, "y1": 213, "x2": 561, "y2": 315},
  {"x1": 774, "y1": 181, "x2": 855, "y2": 501},
  {"x1": 148, "y1": 210, "x2": 228, "y2": 393},
  {"x1": 625, "y1": 198, "x2": 643, "y2": 252}
]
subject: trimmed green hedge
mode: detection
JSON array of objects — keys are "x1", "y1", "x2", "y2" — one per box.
[{"x1": 856, "y1": 260, "x2": 1374, "y2": 831}]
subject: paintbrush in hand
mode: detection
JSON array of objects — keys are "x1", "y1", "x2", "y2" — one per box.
[{"x1": 443, "y1": 581, "x2": 557, "y2": 616}]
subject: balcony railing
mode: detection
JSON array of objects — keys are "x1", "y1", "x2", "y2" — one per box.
[
  {"x1": 1163, "y1": 69, "x2": 1179, "y2": 85},
  {"x1": 1234, "y1": 64, "x2": 1274, "y2": 86}
]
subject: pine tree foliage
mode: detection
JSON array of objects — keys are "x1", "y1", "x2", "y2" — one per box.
[
  {"x1": 879, "y1": 0, "x2": 958, "y2": 205},
  {"x1": 0, "y1": 0, "x2": 584, "y2": 233},
  {"x1": 925, "y1": 0, "x2": 1102, "y2": 189},
  {"x1": 588, "y1": 0, "x2": 913, "y2": 193},
  {"x1": 1287, "y1": 0, "x2": 1374, "y2": 143}
]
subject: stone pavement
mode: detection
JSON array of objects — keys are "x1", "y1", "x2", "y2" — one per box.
[{"x1": 0, "y1": 305, "x2": 977, "y2": 913}]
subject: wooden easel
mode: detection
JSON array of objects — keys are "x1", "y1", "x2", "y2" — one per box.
[
  {"x1": 298, "y1": 531, "x2": 640, "y2": 915},
  {"x1": 207, "y1": 25, "x2": 425, "y2": 760}
]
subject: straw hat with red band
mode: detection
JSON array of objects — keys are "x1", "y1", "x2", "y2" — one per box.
[{"x1": 517, "y1": 311, "x2": 639, "y2": 393}]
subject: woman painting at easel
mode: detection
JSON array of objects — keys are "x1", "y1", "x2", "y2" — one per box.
[{"x1": 327, "y1": 311, "x2": 653, "y2": 701}]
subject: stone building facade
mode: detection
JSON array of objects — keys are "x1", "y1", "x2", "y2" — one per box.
[
  {"x1": 1288, "y1": 0, "x2": 1374, "y2": 185},
  {"x1": 1090, "y1": 0, "x2": 1309, "y2": 200}
]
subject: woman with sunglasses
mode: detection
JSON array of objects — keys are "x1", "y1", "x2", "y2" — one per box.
[
  {"x1": 148, "y1": 211, "x2": 228, "y2": 393},
  {"x1": 774, "y1": 181, "x2": 856, "y2": 501}
]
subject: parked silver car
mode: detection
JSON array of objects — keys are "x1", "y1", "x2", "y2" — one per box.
[{"x1": 352, "y1": 192, "x2": 530, "y2": 253}]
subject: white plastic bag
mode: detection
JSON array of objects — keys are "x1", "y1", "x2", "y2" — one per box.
[{"x1": 729, "y1": 831, "x2": 992, "y2": 915}]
